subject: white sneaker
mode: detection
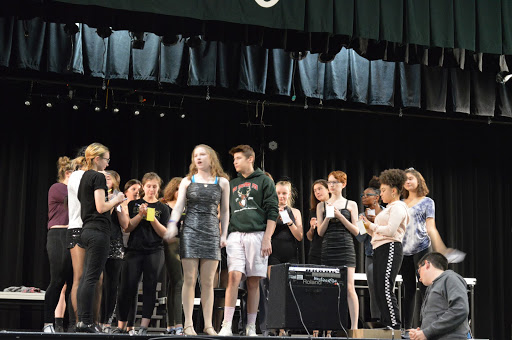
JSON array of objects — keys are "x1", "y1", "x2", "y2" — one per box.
[
  {"x1": 246, "y1": 324, "x2": 257, "y2": 336},
  {"x1": 42, "y1": 324, "x2": 55, "y2": 333},
  {"x1": 445, "y1": 249, "x2": 466, "y2": 263},
  {"x1": 218, "y1": 321, "x2": 233, "y2": 336}
]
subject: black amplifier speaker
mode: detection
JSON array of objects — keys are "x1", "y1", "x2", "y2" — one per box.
[{"x1": 267, "y1": 264, "x2": 348, "y2": 330}]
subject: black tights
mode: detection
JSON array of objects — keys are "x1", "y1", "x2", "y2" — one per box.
[
  {"x1": 44, "y1": 228, "x2": 73, "y2": 324},
  {"x1": 400, "y1": 247, "x2": 430, "y2": 329},
  {"x1": 101, "y1": 258, "x2": 123, "y2": 324},
  {"x1": 164, "y1": 241, "x2": 183, "y2": 326},
  {"x1": 117, "y1": 250, "x2": 164, "y2": 321}
]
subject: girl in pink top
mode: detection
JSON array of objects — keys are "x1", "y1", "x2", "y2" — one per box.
[{"x1": 362, "y1": 169, "x2": 409, "y2": 330}]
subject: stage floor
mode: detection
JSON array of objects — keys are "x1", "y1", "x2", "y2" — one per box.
[
  {"x1": 0, "y1": 330, "x2": 394, "y2": 340},
  {"x1": 0, "y1": 330, "x2": 490, "y2": 340}
]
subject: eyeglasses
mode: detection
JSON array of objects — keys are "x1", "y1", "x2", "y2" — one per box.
[
  {"x1": 417, "y1": 260, "x2": 429, "y2": 274},
  {"x1": 101, "y1": 157, "x2": 110, "y2": 163},
  {"x1": 327, "y1": 181, "x2": 341, "y2": 185},
  {"x1": 360, "y1": 193, "x2": 378, "y2": 198}
]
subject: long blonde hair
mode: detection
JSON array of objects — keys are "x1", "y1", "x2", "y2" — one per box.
[
  {"x1": 276, "y1": 180, "x2": 295, "y2": 207},
  {"x1": 186, "y1": 144, "x2": 229, "y2": 180},
  {"x1": 84, "y1": 142, "x2": 109, "y2": 170}
]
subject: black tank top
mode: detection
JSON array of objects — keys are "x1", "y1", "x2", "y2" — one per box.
[{"x1": 273, "y1": 206, "x2": 297, "y2": 241}]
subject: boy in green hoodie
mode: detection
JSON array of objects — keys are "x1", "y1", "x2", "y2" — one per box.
[{"x1": 218, "y1": 145, "x2": 279, "y2": 337}]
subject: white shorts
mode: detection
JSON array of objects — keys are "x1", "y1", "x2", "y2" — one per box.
[{"x1": 226, "y1": 231, "x2": 268, "y2": 280}]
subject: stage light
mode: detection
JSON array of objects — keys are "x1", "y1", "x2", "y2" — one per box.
[
  {"x1": 24, "y1": 99, "x2": 31, "y2": 106},
  {"x1": 113, "y1": 106, "x2": 120, "y2": 113},
  {"x1": 180, "y1": 112, "x2": 186, "y2": 119},
  {"x1": 496, "y1": 71, "x2": 512, "y2": 84},
  {"x1": 185, "y1": 36, "x2": 201, "y2": 49},
  {"x1": 96, "y1": 27, "x2": 112, "y2": 39},
  {"x1": 134, "y1": 109, "x2": 140, "y2": 116},
  {"x1": 269, "y1": 141, "x2": 278, "y2": 151},
  {"x1": 162, "y1": 35, "x2": 179, "y2": 46},
  {"x1": 290, "y1": 51, "x2": 308, "y2": 61},
  {"x1": 318, "y1": 53, "x2": 336, "y2": 63},
  {"x1": 131, "y1": 32, "x2": 146, "y2": 50},
  {"x1": 46, "y1": 101, "x2": 53, "y2": 108},
  {"x1": 94, "y1": 105, "x2": 101, "y2": 112},
  {"x1": 160, "y1": 112, "x2": 165, "y2": 118},
  {"x1": 72, "y1": 104, "x2": 79, "y2": 110},
  {"x1": 64, "y1": 23, "x2": 79, "y2": 36}
]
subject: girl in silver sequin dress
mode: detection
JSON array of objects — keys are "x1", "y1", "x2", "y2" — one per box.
[{"x1": 164, "y1": 144, "x2": 231, "y2": 336}]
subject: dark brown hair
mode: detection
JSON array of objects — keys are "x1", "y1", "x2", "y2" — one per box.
[
  {"x1": 310, "y1": 179, "x2": 329, "y2": 210},
  {"x1": 402, "y1": 168, "x2": 430, "y2": 199},
  {"x1": 124, "y1": 179, "x2": 142, "y2": 193},
  {"x1": 418, "y1": 252, "x2": 448, "y2": 271},
  {"x1": 229, "y1": 144, "x2": 255, "y2": 163},
  {"x1": 379, "y1": 169, "x2": 407, "y2": 197}
]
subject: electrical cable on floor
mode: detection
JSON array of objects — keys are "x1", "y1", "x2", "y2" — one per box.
[
  {"x1": 289, "y1": 280, "x2": 310, "y2": 337},
  {"x1": 337, "y1": 284, "x2": 350, "y2": 340}
]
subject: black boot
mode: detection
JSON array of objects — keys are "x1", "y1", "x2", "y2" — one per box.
[{"x1": 76, "y1": 321, "x2": 101, "y2": 333}]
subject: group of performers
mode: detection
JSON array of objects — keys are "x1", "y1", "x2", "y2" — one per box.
[{"x1": 43, "y1": 142, "x2": 467, "y2": 337}]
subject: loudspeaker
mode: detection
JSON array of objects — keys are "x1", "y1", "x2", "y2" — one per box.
[{"x1": 267, "y1": 264, "x2": 348, "y2": 330}]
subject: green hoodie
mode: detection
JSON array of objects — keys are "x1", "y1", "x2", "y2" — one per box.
[{"x1": 229, "y1": 168, "x2": 279, "y2": 233}]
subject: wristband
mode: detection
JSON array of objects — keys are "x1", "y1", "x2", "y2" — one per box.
[{"x1": 168, "y1": 219, "x2": 176, "y2": 224}]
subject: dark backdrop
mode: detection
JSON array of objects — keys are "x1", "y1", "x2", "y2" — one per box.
[{"x1": 0, "y1": 83, "x2": 510, "y2": 339}]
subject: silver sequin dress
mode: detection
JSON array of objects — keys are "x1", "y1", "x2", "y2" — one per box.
[{"x1": 180, "y1": 178, "x2": 222, "y2": 260}]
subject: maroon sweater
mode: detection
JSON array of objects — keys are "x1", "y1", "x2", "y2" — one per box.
[{"x1": 48, "y1": 182, "x2": 69, "y2": 229}]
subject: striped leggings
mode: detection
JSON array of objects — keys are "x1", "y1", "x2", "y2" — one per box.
[{"x1": 373, "y1": 242, "x2": 403, "y2": 329}]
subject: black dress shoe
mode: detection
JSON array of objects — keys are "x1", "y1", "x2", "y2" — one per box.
[{"x1": 76, "y1": 322, "x2": 102, "y2": 333}]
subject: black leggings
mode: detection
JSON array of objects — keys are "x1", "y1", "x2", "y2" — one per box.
[
  {"x1": 373, "y1": 242, "x2": 403, "y2": 329},
  {"x1": 400, "y1": 247, "x2": 430, "y2": 329},
  {"x1": 44, "y1": 228, "x2": 73, "y2": 323},
  {"x1": 164, "y1": 240, "x2": 183, "y2": 326},
  {"x1": 117, "y1": 250, "x2": 164, "y2": 321},
  {"x1": 101, "y1": 258, "x2": 123, "y2": 324},
  {"x1": 77, "y1": 228, "x2": 110, "y2": 324}
]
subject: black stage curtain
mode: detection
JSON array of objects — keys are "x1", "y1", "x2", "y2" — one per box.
[
  {"x1": 0, "y1": 83, "x2": 510, "y2": 339},
  {"x1": 2, "y1": 19, "x2": 512, "y2": 118}
]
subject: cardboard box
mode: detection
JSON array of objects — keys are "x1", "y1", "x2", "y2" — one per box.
[{"x1": 348, "y1": 328, "x2": 395, "y2": 339}]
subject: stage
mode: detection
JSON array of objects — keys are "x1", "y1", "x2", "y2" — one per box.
[{"x1": 0, "y1": 331, "x2": 490, "y2": 340}]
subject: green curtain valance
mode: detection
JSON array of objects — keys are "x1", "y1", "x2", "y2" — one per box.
[{"x1": 51, "y1": 0, "x2": 512, "y2": 55}]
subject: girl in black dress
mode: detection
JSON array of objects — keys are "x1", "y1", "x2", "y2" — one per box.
[
  {"x1": 306, "y1": 179, "x2": 329, "y2": 265},
  {"x1": 316, "y1": 171, "x2": 360, "y2": 330},
  {"x1": 269, "y1": 181, "x2": 303, "y2": 267},
  {"x1": 161, "y1": 177, "x2": 184, "y2": 335},
  {"x1": 99, "y1": 170, "x2": 124, "y2": 332}
]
